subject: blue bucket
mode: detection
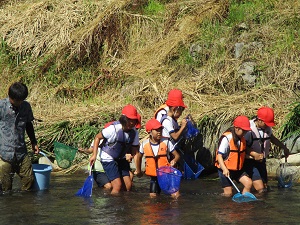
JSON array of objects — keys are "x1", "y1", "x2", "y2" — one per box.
[
  {"x1": 157, "y1": 166, "x2": 182, "y2": 195},
  {"x1": 32, "y1": 152, "x2": 52, "y2": 190}
]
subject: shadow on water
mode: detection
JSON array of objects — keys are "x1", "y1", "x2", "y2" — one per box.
[{"x1": 1, "y1": 173, "x2": 300, "y2": 225}]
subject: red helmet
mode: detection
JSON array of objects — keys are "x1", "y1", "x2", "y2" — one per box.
[
  {"x1": 165, "y1": 89, "x2": 187, "y2": 108},
  {"x1": 233, "y1": 116, "x2": 251, "y2": 130},
  {"x1": 257, "y1": 107, "x2": 275, "y2": 127},
  {"x1": 122, "y1": 104, "x2": 139, "y2": 120},
  {"x1": 145, "y1": 118, "x2": 163, "y2": 133},
  {"x1": 105, "y1": 107, "x2": 141, "y2": 129}
]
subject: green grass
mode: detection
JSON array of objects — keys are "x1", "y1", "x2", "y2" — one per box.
[
  {"x1": 226, "y1": 0, "x2": 275, "y2": 26},
  {"x1": 167, "y1": 19, "x2": 227, "y2": 68},
  {"x1": 198, "y1": 20, "x2": 227, "y2": 63},
  {"x1": 144, "y1": 0, "x2": 165, "y2": 16},
  {"x1": 270, "y1": 100, "x2": 300, "y2": 158},
  {"x1": 168, "y1": 45, "x2": 202, "y2": 67},
  {"x1": 280, "y1": 101, "x2": 300, "y2": 141},
  {"x1": 35, "y1": 120, "x2": 101, "y2": 151},
  {"x1": 200, "y1": 19, "x2": 224, "y2": 43},
  {"x1": 277, "y1": 29, "x2": 299, "y2": 52},
  {"x1": 0, "y1": 40, "x2": 23, "y2": 96}
]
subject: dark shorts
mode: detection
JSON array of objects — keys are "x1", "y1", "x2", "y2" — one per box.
[
  {"x1": 218, "y1": 169, "x2": 248, "y2": 188},
  {"x1": 243, "y1": 158, "x2": 267, "y2": 183},
  {"x1": 93, "y1": 171, "x2": 110, "y2": 187},
  {"x1": 101, "y1": 159, "x2": 130, "y2": 182},
  {"x1": 149, "y1": 176, "x2": 161, "y2": 194}
]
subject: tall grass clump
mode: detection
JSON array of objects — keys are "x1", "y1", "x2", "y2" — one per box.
[
  {"x1": 280, "y1": 100, "x2": 300, "y2": 142},
  {"x1": 34, "y1": 120, "x2": 102, "y2": 152},
  {"x1": 270, "y1": 100, "x2": 300, "y2": 158},
  {"x1": 196, "y1": 19, "x2": 227, "y2": 64}
]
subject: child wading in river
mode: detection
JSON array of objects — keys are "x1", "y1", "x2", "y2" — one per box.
[
  {"x1": 135, "y1": 118, "x2": 180, "y2": 198},
  {"x1": 243, "y1": 107, "x2": 290, "y2": 192},
  {"x1": 89, "y1": 104, "x2": 140, "y2": 195},
  {"x1": 215, "y1": 116, "x2": 253, "y2": 196}
]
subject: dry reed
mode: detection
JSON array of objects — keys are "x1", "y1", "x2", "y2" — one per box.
[{"x1": 0, "y1": 0, "x2": 299, "y2": 146}]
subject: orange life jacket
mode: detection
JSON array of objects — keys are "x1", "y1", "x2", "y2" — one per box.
[
  {"x1": 154, "y1": 104, "x2": 168, "y2": 121},
  {"x1": 144, "y1": 140, "x2": 170, "y2": 176},
  {"x1": 215, "y1": 131, "x2": 246, "y2": 171}
]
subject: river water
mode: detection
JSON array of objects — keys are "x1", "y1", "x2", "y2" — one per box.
[{"x1": 0, "y1": 172, "x2": 299, "y2": 225}]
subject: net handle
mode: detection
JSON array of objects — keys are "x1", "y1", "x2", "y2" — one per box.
[
  {"x1": 39, "y1": 151, "x2": 53, "y2": 169},
  {"x1": 227, "y1": 176, "x2": 241, "y2": 193}
]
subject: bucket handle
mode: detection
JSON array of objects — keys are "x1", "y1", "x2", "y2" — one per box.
[{"x1": 39, "y1": 151, "x2": 53, "y2": 169}]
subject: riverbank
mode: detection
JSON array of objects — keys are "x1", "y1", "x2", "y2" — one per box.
[{"x1": 0, "y1": 0, "x2": 299, "y2": 164}]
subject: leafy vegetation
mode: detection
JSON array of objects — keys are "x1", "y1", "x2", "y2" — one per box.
[
  {"x1": 144, "y1": 0, "x2": 165, "y2": 15},
  {"x1": 280, "y1": 100, "x2": 300, "y2": 142}
]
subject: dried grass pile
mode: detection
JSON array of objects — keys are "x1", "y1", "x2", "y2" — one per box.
[
  {"x1": 0, "y1": 0, "x2": 299, "y2": 152},
  {"x1": 0, "y1": 0, "x2": 131, "y2": 62}
]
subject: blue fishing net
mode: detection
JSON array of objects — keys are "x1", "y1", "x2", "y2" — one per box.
[
  {"x1": 278, "y1": 176, "x2": 293, "y2": 188},
  {"x1": 157, "y1": 166, "x2": 182, "y2": 195},
  {"x1": 180, "y1": 119, "x2": 203, "y2": 154},
  {"x1": 228, "y1": 176, "x2": 258, "y2": 203},
  {"x1": 185, "y1": 120, "x2": 200, "y2": 140},
  {"x1": 232, "y1": 192, "x2": 257, "y2": 203},
  {"x1": 75, "y1": 174, "x2": 93, "y2": 198},
  {"x1": 276, "y1": 162, "x2": 294, "y2": 188}
]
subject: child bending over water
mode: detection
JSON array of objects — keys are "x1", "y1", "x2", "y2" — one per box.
[
  {"x1": 215, "y1": 116, "x2": 253, "y2": 197},
  {"x1": 89, "y1": 105, "x2": 140, "y2": 195}
]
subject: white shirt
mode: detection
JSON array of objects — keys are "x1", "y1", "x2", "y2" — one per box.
[
  {"x1": 100, "y1": 123, "x2": 139, "y2": 162},
  {"x1": 161, "y1": 115, "x2": 179, "y2": 138},
  {"x1": 218, "y1": 133, "x2": 241, "y2": 159},
  {"x1": 155, "y1": 106, "x2": 169, "y2": 122}
]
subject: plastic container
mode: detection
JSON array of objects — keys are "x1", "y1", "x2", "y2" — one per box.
[
  {"x1": 183, "y1": 159, "x2": 204, "y2": 180},
  {"x1": 156, "y1": 166, "x2": 182, "y2": 195},
  {"x1": 32, "y1": 152, "x2": 52, "y2": 190},
  {"x1": 181, "y1": 152, "x2": 204, "y2": 180}
]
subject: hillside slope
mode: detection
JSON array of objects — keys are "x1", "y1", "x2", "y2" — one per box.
[{"x1": 0, "y1": 0, "x2": 299, "y2": 153}]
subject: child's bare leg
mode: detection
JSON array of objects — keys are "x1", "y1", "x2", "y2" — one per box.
[
  {"x1": 171, "y1": 191, "x2": 180, "y2": 199},
  {"x1": 150, "y1": 193, "x2": 157, "y2": 198},
  {"x1": 103, "y1": 182, "x2": 112, "y2": 189},
  {"x1": 129, "y1": 171, "x2": 134, "y2": 181},
  {"x1": 123, "y1": 175, "x2": 132, "y2": 191},
  {"x1": 239, "y1": 175, "x2": 252, "y2": 193},
  {"x1": 222, "y1": 186, "x2": 233, "y2": 196},
  {"x1": 110, "y1": 178, "x2": 122, "y2": 194},
  {"x1": 253, "y1": 179, "x2": 264, "y2": 193}
]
